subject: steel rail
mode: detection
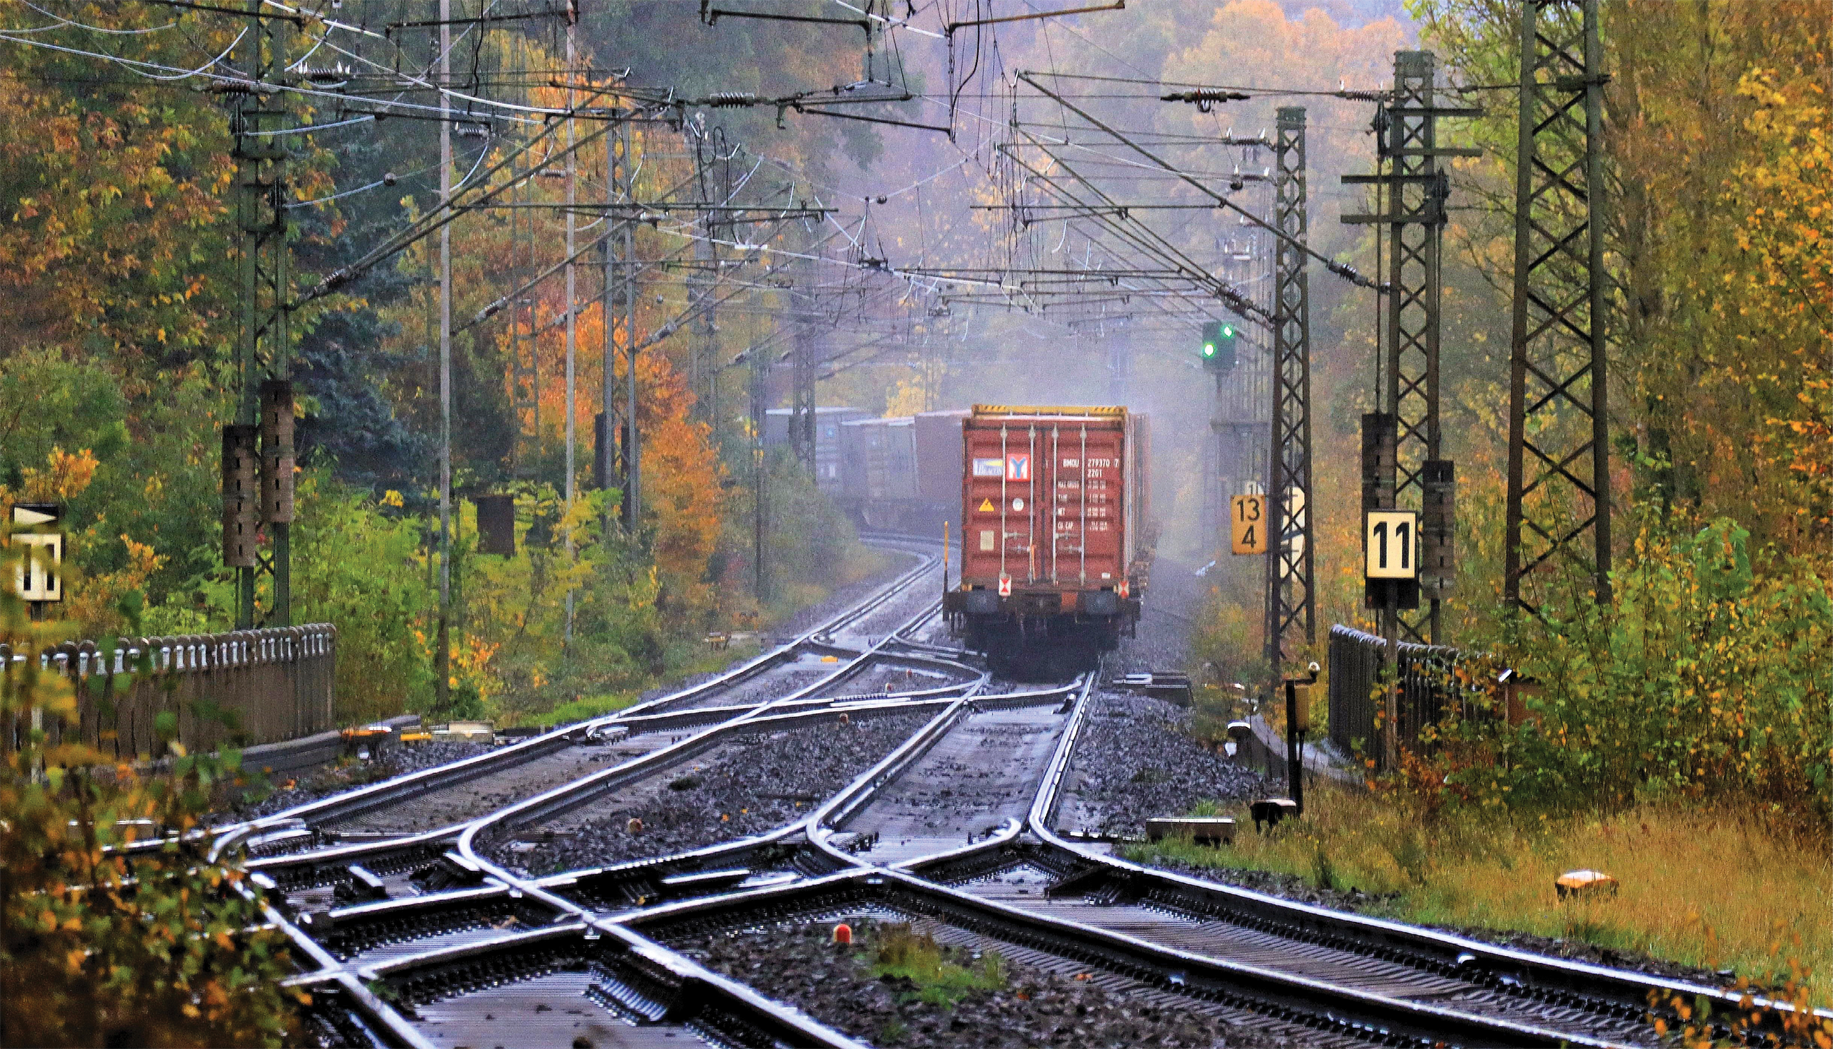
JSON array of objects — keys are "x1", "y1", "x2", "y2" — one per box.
[
  {"x1": 1022, "y1": 702, "x2": 1815, "y2": 1042},
  {"x1": 244, "y1": 588, "x2": 981, "y2": 887},
  {"x1": 300, "y1": 681, "x2": 1077, "y2": 966},
  {"x1": 453, "y1": 591, "x2": 987, "y2": 862},
  {"x1": 618, "y1": 867, "x2": 1609, "y2": 1048},
  {"x1": 587, "y1": 677, "x2": 1637, "y2": 1047},
  {"x1": 246, "y1": 689, "x2": 969, "y2": 892},
  {"x1": 220, "y1": 540, "x2": 948, "y2": 841}
]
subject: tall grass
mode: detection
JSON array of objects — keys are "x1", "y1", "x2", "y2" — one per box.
[{"x1": 1131, "y1": 784, "x2": 1833, "y2": 998}]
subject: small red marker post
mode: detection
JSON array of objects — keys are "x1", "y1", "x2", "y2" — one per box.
[{"x1": 832, "y1": 923, "x2": 853, "y2": 945}]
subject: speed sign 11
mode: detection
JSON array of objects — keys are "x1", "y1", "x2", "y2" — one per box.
[{"x1": 1364, "y1": 509, "x2": 1419, "y2": 581}]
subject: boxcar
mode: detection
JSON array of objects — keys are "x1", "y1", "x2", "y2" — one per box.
[
  {"x1": 839, "y1": 416, "x2": 918, "y2": 531},
  {"x1": 941, "y1": 404, "x2": 1149, "y2": 675},
  {"x1": 834, "y1": 408, "x2": 968, "y2": 538},
  {"x1": 763, "y1": 406, "x2": 869, "y2": 494}
]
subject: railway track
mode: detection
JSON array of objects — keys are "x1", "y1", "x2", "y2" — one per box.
[
  {"x1": 204, "y1": 558, "x2": 1806, "y2": 1046},
  {"x1": 216, "y1": 540, "x2": 971, "y2": 877}
]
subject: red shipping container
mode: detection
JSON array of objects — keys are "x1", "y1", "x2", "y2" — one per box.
[{"x1": 956, "y1": 405, "x2": 1146, "y2": 606}]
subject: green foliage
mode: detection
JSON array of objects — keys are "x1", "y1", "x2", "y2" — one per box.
[
  {"x1": 1434, "y1": 516, "x2": 1833, "y2": 824},
  {"x1": 0, "y1": 568, "x2": 299, "y2": 1047},
  {"x1": 291, "y1": 476, "x2": 441, "y2": 723},
  {"x1": 160, "y1": 473, "x2": 438, "y2": 724},
  {"x1": 868, "y1": 924, "x2": 1008, "y2": 1008}
]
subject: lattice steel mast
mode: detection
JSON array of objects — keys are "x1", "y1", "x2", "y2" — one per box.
[
  {"x1": 1505, "y1": 0, "x2": 1612, "y2": 609},
  {"x1": 225, "y1": 2, "x2": 293, "y2": 629},
  {"x1": 1265, "y1": 106, "x2": 1315, "y2": 683}
]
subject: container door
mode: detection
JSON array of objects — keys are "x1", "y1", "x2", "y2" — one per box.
[
  {"x1": 1047, "y1": 423, "x2": 1077, "y2": 585},
  {"x1": 1081, "y1": 424, "x2": 1125, "y2": 586}
]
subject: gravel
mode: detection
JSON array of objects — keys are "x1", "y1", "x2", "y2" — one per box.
[
  {"x1": 214, "y1": 740, "x2": 493, "y2": 824},
  {"x1": 1060, "y1": 691, "x2": 1266, "y2": 838},
  {"x1": 679, "y1": 919, "x2": 1292, "y2": 1049},
  {"x1": 493, "y1": 712, "x2": 932, "y2": 874},
  {"x1": 776, "y1": 552, "x2": 929, "y2": 640},
  {"x1": 1116, "y1": 552, "x2": 1205, "y2": 675}
]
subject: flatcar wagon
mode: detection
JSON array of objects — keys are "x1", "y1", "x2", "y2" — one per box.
[{"x1": 942, "y1": 404, "x2": 1149, "y2": 676}]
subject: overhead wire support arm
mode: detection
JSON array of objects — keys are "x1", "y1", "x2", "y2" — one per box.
[
  {"x1": 944, "y1": 0, "x2": 1125, "y2": 36},
  {"x1": 135, "y1": 0, "x2": 305, "y2": 23},
  {"x1": 699, "y1": 0, "x2": 870, "y2": 34},
  {"x1": 789, "y1": 104, "x2": 951, "y2": 134},
  {"x1": 996, "y1": 133, "x2": 1268, "y2": 321},
  {"x1": 1017, "y1": 70, "x2": 1383, "y2": 293},
  {"x1": 386, "y1": 7, "x2": 573, "y2": 33}
]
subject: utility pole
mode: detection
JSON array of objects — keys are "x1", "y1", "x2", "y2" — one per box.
[
  {"x1": 750, "y1": 337, "x2": 769, "y2": 603},
  {"x1": 225, "y1": 2, "x2": 293, "y2": 631},
  {"x1": 562, "y1": 3, "x2": 578, "y2": 643},
  {"x1": 621, "y1": 118, "x2": 640, "y2": 533},
  {"x1": 601, "y1": 123, "x2": 618, "y2": 536},
  {"x1": 434, "y1": 0, "x2": 453, "y2": 707},
  {"x1": 1213, "y1": 214, "x2": 1270, "y2": 546},
  {"x1": 510, "y1": 142, "x2": 538, "y2": 480},
  {"x1": 687, "y1": 127, "x2": 718, "y2": 429},
  {"x1": 1505, "y1": 0, "x2": 1612, "y2": 610},
  {"x1": 1264, "y1": 107, "x2": 1316, "y2": 699}
]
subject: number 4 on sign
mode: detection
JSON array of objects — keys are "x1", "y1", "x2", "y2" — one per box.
[
  {"x1": 1230, "y1": 494, "x2": 1266, "y2": 555},
  {"x1": 1365, "y1": 510, "x2": 1419, "y2": 580}
]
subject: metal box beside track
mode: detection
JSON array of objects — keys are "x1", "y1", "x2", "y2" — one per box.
[{"x1": 943, "y1": 404, "x2": 1148, "y2": 673}]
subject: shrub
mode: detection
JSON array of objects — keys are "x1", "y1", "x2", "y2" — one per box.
[
  {"x1": 1435, "y1": 516, "x2": 1833, "y2": 826},
  {"x1": 0, "y1": 579, "x2": 299, "y2": 1046}
]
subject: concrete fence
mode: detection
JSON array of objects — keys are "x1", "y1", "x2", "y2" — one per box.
[{"x1": 1, "y1": 624, "x2": 336, "y2": 760}]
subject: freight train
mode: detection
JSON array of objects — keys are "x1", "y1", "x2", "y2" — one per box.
[
  {"x1": 784, "y1": 402, "x2": 1150, "y2": 676},
  {"x1": 941, "y1": 405, "x2": 1149, "y2": 676}
]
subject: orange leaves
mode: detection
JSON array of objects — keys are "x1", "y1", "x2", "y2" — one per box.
[{"x1": 0, "y1": 445, "x2": 101, "y2": 504}]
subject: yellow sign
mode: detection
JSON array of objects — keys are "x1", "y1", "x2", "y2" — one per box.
[
  {"x1": 12, "y1": 532, "x2": 62, "y2": 602},
  {"x1": 1364, "y1": 509, "x2": 1418, "y2": 580},
  {"x1": 977, "y1": 498, "x2": 995, "y2": 512},
  {"x1": 1230, "y1": 494, "x2": 1266, "y2": 555}
]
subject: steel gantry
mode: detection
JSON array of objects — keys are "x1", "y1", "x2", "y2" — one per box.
[
  {"x1": 224, "y1": 2, "x2": 294, "y2": 629},
  {"x1": 1505, "y1": 0, "x2": 1612, "y2": 610},
  {"x1": 1342, "y1": 50, "x2": 1479, "y2": 644},
  {"x1": 1265, "y1": 106, "x2": 1315, "y2": 685}
]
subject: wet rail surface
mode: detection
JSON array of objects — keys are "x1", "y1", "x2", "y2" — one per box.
[{"x1": 211, "y1": 546, "x2": 1796, "y2": 1047}]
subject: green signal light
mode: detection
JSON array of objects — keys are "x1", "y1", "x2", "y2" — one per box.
[
  {"x1": 1221, "y1": 324, "x2": 1235, "y2": 338},
  {"x1": 1202, "y1": 343, "x2": 1216, "y2": 357}
]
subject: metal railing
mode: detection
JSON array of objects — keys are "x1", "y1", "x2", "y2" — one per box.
[
  {"x1": 1, "y1": 624, "x2": 337, "y2": 758},
  {"x1": 1327, "y1": 623, "x2": 1457, "y2": 771}
]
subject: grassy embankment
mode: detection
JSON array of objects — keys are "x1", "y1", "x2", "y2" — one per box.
[{"x1": 1127, "y1": 785, "x2": 1833, "y2": 999}]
